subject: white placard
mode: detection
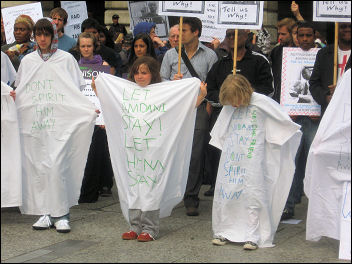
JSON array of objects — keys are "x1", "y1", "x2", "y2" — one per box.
[
  {"x1": 280, "y1": 47, "x2": 321, "y2": 116},
  {"x1": 60, "y1": 1, "x2": 88, "y2": 40},
  {"x1": 1, "y1": 2, "x2": 43, "y2": 44},
  {"x1": 339, "y1": 181, "x2": 351, "y2": 260},
  {"x1": 313, "y1": 1, "x2": 351, "y2": 22}
]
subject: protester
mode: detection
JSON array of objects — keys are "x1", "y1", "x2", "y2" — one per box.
[
  {"x1": 165, "y1": 24, "x2": 179, "y2": 49},
  {"x1": 210, "y1": 74, "x2": 301, "y2": 250},
  {"x1": 309, "y1": 22, "x2": 351, "y2": 117},
  {"x1": 270, "y1": 18, "x2": 296, "y2": 103},
  {"x1": 204, "y1": 28, "x2": 274, "y2": 197},
  {"x1": 91, "y1": 55, "x2": 207, "y2": 241},
  {"x1": 98, "y1": 25, "x2": 115, "y2": 50},
  {"x1": 49, "y1": 7, "x2": 76, "y2": 52},
  {"x1": 118, "y1": 33, "x2": 133, "y2": 76},
  {"x1": 161, "y1": 17, "x2": 218, "y2": 216},
  {"x1": 1, "y1": 17, "x2": 6, "y2": 46},
  {"x1": 1, "y1": 14, "x2": 35, "y2": 71},
  {"x1": 108, "y1": 14, "x2": 127, "y2": 43},
  {"x1": 281, "y1": 21, "x2": 321, "y2": 220},
  {"x1": 70, "y1": 32, "x2": 115, "y2": 203},
  {"x1": 14, "y1": 18, "x2": 97, "y2": 233}
]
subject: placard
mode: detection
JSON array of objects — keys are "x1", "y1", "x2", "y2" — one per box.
[
  {"x1": 128, "y1": 1, "x2": 169, "y2": 39},
  {"x1": 280, "y1": 47, "x2": 321, "y2": 116},
  {"x1": 61, "y1": 1, "x2": 88, "y2": 40},
  {"x1": 1, "y1": 2, "x2": 43, "y2": 44},
  {"x1": 313, "y1": 1, "x2": 351, "y2": 22},
  {"x1": 79, "y1": 64, "x2": 110, "y2": 125}
]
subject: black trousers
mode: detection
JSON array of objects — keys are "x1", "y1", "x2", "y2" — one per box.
[{"x1": 79, "y1": 126, "x2": 114, "y2": 203}]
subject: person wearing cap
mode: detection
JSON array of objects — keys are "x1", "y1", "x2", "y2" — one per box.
[
  {"x1": 1, "y1": 14, "x2": 36, "y2": 71},
  {"x1": 108, "y1": 14, "x2": 127, "y2": 44}
]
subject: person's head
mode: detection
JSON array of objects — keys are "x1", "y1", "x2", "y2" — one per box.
[
  {"x1": 301, "y1": 66, "x2": 313, "y2": 80},
  {"x1": 131, "y1": 33, "x2": 156, "y2": 59},
  {"x1": 33, "y1": 18, "x2": 55, "y2": 53},
  {"x1": 112, "y1": 14, "x2": 119, "y2": 25},
  {"x1": 98, "y1": 25, "x2": 114, "y2": 49},
  {"x1": 182, "y1": 17, "x2": 202, "y2": 45},
  {"x1": 133, "y1": 22, "x2": 156, "y2": 38},
  {"x1": 338, "y1": 22, "x2": 351, "y2": 46},
  {"x1": 219, "y1": 74, "x2": 253, "y2": 108},
  {"x1": 81, "y1": 18, "x2": 100, "y2": 42},
  {"x1": 13, "y1": 14, "x2": 34, "y2": 44},
  {"x1": 122, "y1": 33, "x2": 133, "y2": 51},
  {"x1": 77, "y1": 32, "x2": 98, "y2": 59},
  {"x1": 148, "y1": 2, "x2": 158, "y2": 13},
  {"x1": 277, "y1": 18, "x2": 296, "y2": 46},
  {"x1": 297, "y1": 21, "x2": 316, "y2": 51},
  {"x1": 168, "y1": 24, "x2": 179, "y2": 48},
  {"x1": 128, "y1": 56, "x2": 161, "y2": 87},
  {"x1": 49, "y1": 7, "x2": 68, "y2": 33},
  {"x1": 292, "y1": 23, "x2": 299, "y2": 47},
  {"x1": 226, "y1": 29, "x2": 249, "y2": 50}
]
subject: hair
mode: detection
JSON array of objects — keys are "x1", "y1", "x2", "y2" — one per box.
[
  {"x1": 75, "y1": 32, "x2": 98, "y2": 53},
  {"x1": 297, "y1": 21, "x2": 316, "y2": 35},
  {"x1": 81, "y1": 18, "x2": 100, "y2": 32},
  {"x1": 98, "y1": 25, "x2": 115, "y2": 49},
  {"x1": 219, "y1": 74, "x2": 253, "y2": 107},
  {"x1": 277, "y1": 18, "x2": 296, "y2": 33},
  {"x1": 128, "y1": 33, "x2": 156, "y2": 66},
  {"x1": 14, "y1": 14, "x2": 35, "y2": 32},
  {"x1": 183, "y1": 17, "x2": 202, "y2": 37},
  {"x1": 49, "y1": 7, "x2": 68, "y2": 25},
  {"x1": 128, "y1": 56, "x2": 161, "y2": 85},
  {"x1": 33, "y1": 18, "x2": 54, "y2": 41}
]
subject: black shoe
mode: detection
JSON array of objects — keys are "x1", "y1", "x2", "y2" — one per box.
[
  {"x1": 186, "y1": 207, "x2": 199, "y2": 216},
  {"x1": 100, "y1": 187, "x2": 112, "y2": 197},
  {"x1": 281, "y1": 208, "x2": 294, "y2": 221},
  {"x1": 204, "y1": 186, "x2": 214, "y2": 196}
]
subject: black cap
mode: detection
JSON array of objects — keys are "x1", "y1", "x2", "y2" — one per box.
[{"x1": 112, "y1": 14, "x2": 119, "y2": 19}]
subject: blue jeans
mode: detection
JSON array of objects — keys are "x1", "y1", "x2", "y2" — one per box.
[{"x1": 285, "y1": 116, "x2": 319, "y2": 212}]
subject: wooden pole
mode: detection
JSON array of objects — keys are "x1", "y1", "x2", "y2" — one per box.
[
  {"x1": 177, "y1": 16, "x2": 183, "y2": 75},
  {"x1": 333, "y1": 22, "x2": 338, "y2": 85},
  {"x1": 233, "y1": 29, "x2": 238, "y2": 75}
]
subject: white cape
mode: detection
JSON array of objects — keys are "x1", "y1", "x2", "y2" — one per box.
[
  {"x1": 304, "y1": 69, "x2": 351, "y2": 241},
  {"x1": 1, "y1": 51, "x2": 16, "y2": 85},
  {"x1": 210, "y1": 92, "x2": 302, "y2": 247},
  {"x1": 95, "y1": 73, "x2": 199, "y2": 220},
  {"x1": 15, "y1": 50, "x2": 97, "y2": 217},
  {"x1": 1, "y1": 81, "x2": 22, "y2": 207}
]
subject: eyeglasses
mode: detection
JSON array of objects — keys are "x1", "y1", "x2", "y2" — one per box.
[{"x1": 339, "y1": 24, "x2": 351, "y2": 29}]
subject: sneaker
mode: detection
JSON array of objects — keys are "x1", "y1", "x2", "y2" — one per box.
[
  {"x1": 54, "y1": 219, "x2": 71, "y2": 233},
  {"x1": 122, "y1": 231, "x2": 138, "y2": 240},
  {"x1": 137, "y1": 232, "x2": 154, "y2": 242},
  {"x1": 243, "y1": 241, "x2": 258, "y2": 250},
  {"x1": 212, "y1": 237, "x2": 228, "y2": 246},
  {"x1": 186, "y1": 207, "x2": 199, "y2": 216},
  {"x1": 204, "y1": 186, "x2": 215, "y2": 197},
  {"x1": 100, "y1": 187, "x2": 112, "y2": 197},
  {"x1": 32, "y1": 215, "x2": 53, "y2": 230},
  {"x1": 280, "y1": 208, "x2": 294, "y2": 221}
]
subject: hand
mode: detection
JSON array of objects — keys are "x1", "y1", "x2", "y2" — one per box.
[
  {"x1": 291, "y1": 1, "x2": 304, "y2": 20},
  {"x1": 328, "y1": 84, "x2": 336, "y2": 96},
  {"x1": 91, "y1": 77, "x2": 97, "y2": 95},
  {"x1": 211, "y1": 37, "x2": 220, "y2": 50},
  {"x1": 10, "y1": 90, "x2": 16, "y2": 101},
  {"x1": 200, "y1": 81, "x2": 207, "y2": 98},
  {"x1": 99, "y1": 125, "x2": 105, "y2": 129},
  {"x1": 173, "y1": 73, "x2": 183, "y2": 80},
  {"x1": 95, "y1": 109, "x2": 101, "y2": 114},
  {"x1": 152, "y1": 36, "x2": 165, "y2": 47}
]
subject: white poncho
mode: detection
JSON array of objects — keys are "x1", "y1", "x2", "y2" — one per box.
[
  {"x1": 15, "y1": 50, "x2": 97, "y2": 217},
  {"x1": 210, "y1": 92, "x2": 302, "y2": 247},
  {"x1": 95, "y1": 73, "x2": 199, "y2": 220}
]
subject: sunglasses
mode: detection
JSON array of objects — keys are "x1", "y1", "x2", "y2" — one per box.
[{"x1": 339, "y1": 24, "x2": 351, "y2": 29}]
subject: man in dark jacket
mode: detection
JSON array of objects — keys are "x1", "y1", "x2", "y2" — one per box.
[
  {"x1": 108, "y1": 14, "x2": 127, "y2": 43},
  {"x1": 203, "y1": 29, "x2": 274, "y2": 196}
]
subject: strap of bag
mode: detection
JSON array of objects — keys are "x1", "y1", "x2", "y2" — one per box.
[{"x1": 175, "y1": 46, "x2": 200, "y2": 79}]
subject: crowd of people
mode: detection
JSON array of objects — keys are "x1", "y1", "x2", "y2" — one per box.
[{"x1": 1, "y1": 2, "x2": 351, "y2": 252}]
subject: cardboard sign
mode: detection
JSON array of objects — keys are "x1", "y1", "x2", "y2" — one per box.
[
  {"x1": 313, "y1": 1, "x2": 351, "y2": 22},
  {"x1": 1, "y1": 2, "x2": 43, "y2": 44}
]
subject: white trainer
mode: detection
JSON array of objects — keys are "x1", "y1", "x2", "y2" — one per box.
[
  {"x1": 54, "y1": 219, "x2": 71, "y2": 233},
  {"x1": 32, "y1": 215, "x2": 53, "y2": 230},
  {"x1": 212, "y1": 237, "x2": 228, "y2": 246},
  {"x1": 243, "y1": 241, "x2": 258, "y2": 250}
]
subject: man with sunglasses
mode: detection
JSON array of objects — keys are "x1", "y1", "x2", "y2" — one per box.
[
  {"x1": 310, "y1": 22, "x2": 351, "y2": 117},
  {"x1": 203, "y1": 28, "x2": 274, "y2": 197}
]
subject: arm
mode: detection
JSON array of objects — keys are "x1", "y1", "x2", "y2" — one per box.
[
  {"x1": 291, "y1": 1, "x2": 304, "y2": 21},
  {"x1": 196, "y1": 82, "x2": 207, "y2": 107},
  {"x1": 160, "y1": 50, "x2": 172, "y2": 81},
  {"x1": 253, "y1": 56, "x2": 274, "y2": 96}
]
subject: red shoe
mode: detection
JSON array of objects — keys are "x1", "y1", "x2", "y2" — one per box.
[
  {"x1": 122, "y1": 231, "x2": 138, "y2": 240},
  {"x1": 137, "y1": 232, "x2": 154, "y2": 242}
]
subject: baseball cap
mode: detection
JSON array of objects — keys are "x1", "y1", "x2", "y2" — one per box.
[{"x1": 112, "y1": 14, "x2": 120, "y2": 19}]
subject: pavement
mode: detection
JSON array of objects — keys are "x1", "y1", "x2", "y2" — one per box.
[{"x1": 1, "y1": 184, "x2": 350, "y2": 263}]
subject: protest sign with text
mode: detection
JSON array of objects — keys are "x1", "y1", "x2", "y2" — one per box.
[
  {"x1": 313, "y1": 1, "x2": 351, "y2": 22},
  {"x1": 61, "y1": 1, "x2": 88, "y2": 40}
]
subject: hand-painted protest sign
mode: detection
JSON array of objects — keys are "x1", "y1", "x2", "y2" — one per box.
[
  {"x1": 79, "y1": 64, "x2": 110, "y2": 125},
  {"x1": 95, "y1": 73, "x2": 199, "y2": 221},
  {"x1": 339, "y1": 181, "x2": 351, "y2": 260},
  {"x1": 1, "y1": 2, "x2": 43, "y2": 44},
  {"x1": 61, "y1": 1, "x2": 88, "y2": 40},
  {"x1": 128, "y1": 1, "x2": 170, "y2": 39},
  {"x1": 280, "y1": 47, "x2": 321, "y2": 116},
  {"x1": 313, "y1": 1, "x2": 351, "y2": 22}
]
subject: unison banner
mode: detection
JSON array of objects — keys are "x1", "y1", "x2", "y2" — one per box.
[{"x1": 95, "y1": 74, "x2": 200, "y2": 220}]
